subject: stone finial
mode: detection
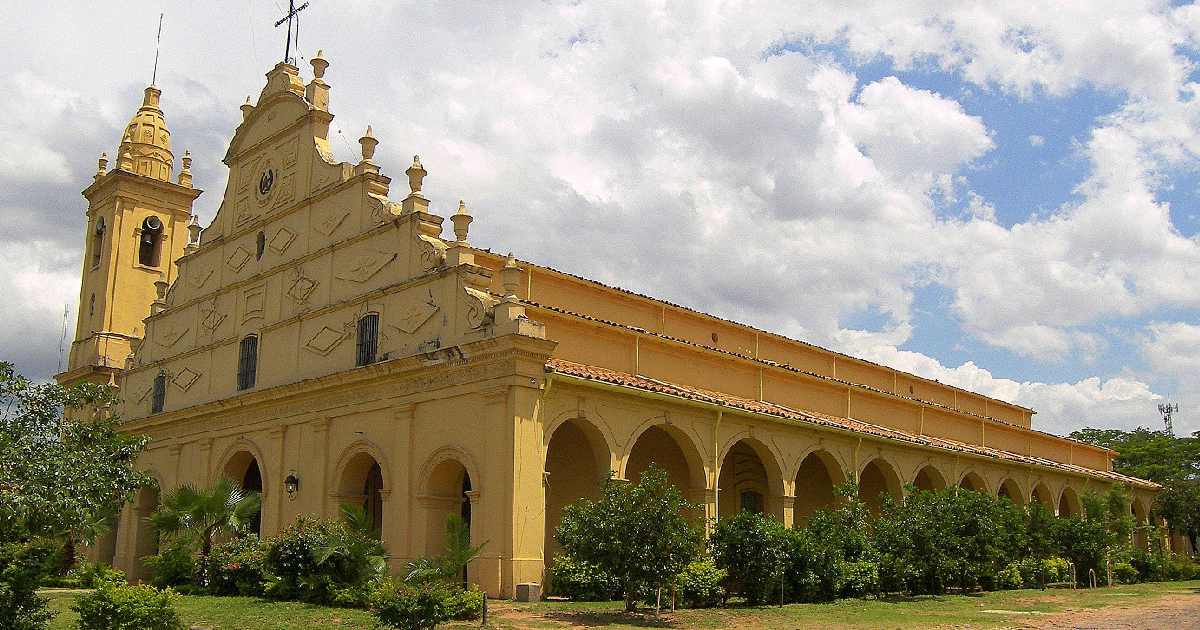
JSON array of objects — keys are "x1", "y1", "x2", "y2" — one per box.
[
  {"x1": 406, "y1": 155, "x2": 427, "y2": 194},
  {"x1": 95, "y1": 152, "x2": 108, "y2": 179},
  {"x1": 178, "y1": 150, "x2": 193, "y2": 188},
  {"x1": 451, "y1": 200, "x2": 473, "y2": 243},
  {"x1": 311, "y1": 49, "x2": 329, "y2": 79},
  {"x1": 240, "y1": 96, "x2": 254, "y2": 121},
  {"x1": 187, "y1": 214, "x2": 202, "y2": 245},
  {"x1": 359, "y1": 126, "x2": 378, "y2": 163},
  {"x1": 502, "y1": 253, "x2": 522, "y2": 301},
  {"x1": 154, "y1": 277, "x2": 168, "y2": 301}
]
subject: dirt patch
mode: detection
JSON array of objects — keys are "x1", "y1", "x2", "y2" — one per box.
[{"x1": 1020, "y1": 594, "x2": 1200, "y2": 630}]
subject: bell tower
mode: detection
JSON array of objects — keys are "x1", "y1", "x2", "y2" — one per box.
[{"x1": 57, "y1": 85, "x2": 203, "y2": 387}]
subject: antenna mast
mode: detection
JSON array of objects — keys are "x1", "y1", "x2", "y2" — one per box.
[
  {"x1": 1158, "y1": 402, "x2": 1180, "y2": 435},
  {"x1": 151, "y1": 13, "x2": 164, "y2": 85}
]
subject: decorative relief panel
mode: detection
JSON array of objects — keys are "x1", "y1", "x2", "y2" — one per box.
[
  {"x1": 313, "y1": 208, "x2": 349, "y2": 237},
  {"x1": 173, "y1": 367, "x2": 201, "y2": 392},
  {"x1": 226, "y1": 246, "x2": 252, "y2": 272},
  {"x1": 286, "y1": 266, "x2": 318, "y2": 312},
  {"x1": 243, "y1": 285, "x2": 265, "y2": 323},
  {"x1": 268, "y1": 226, "x2": 296, "y2": 254},
  {"x1": 188, "y1": 265, "x2": 214, "y2": 289},
  {"x1": 391, "y1": 296, "x2": 439, "y2": 334},
  {"x1": 279, "y1": 137, "x2": 299, "y2": 167},
  {"x1": 155, "y1": 323, "x2": 189, "y2": 347},
  {"x1": 304, "y1": 326, "x2": 347, "y2": 355},
  {"x1": 199, "y1": 298, "x2": 227, "y2": 336},
  {"x1": 417, "y1": 235, "x2": 445, "y2": 271},
  {"x1": 235, "y1": 198, "x2": 256, "y2": 226},
  {"x1": 336, "y1": 250, "x2": 396, "y2": 283}
]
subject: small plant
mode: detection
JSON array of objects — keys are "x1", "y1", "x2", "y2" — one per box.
[
  {"x1": 368, "y1": 577, "x2": 483, "y2": 629},
  {"x1": 263, "y1": 514, "x2": 386, "y2": 604},
  {"x1": 204, "y1": 534, "x2": 267, "y2": 596},
  {"x1": 142, "y1": 540, "x2": 196, "y2": 589},
  {"x1": 675, "y1": 558, "x2": 726, "y2": 608},
  {"x1": 73, "y1": 583, "x2": 182, "y2": 630},
  {"x1": 149, "y1": 478, "x2": 261, "y2": 588},
  {"x1": 997, "y1": 562, "x2": 1023, "y2": 590}
]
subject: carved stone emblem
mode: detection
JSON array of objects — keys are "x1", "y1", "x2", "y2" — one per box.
[
  {"x1": 314, "y1": 209, "x2": 350, "y2": 236},
  {"x1": 304, "y1": 326, "x2": 347, "y2": 355},
  {"x1": 199, "y1": 299, "x2": 226, "y2": 335},
  {"x1": 227, "y1": 246, "x2": 252, "y2": 272},
  {"x1": 286, "y1": 267, "x2": 318, "y2": 310},
  {"x1": 268, "y1": 226, "x2": 296, "y2": 254},
  {"x1": 391, "y1": 298, "x2": 439, "y2": 334},
  {"x1": 336, "y1": 250, "x2": 396, "y2": 283},
  {"x1": 173, "y1": 367, "x2": 201, "y2": 392},
  {"x1": 155, "y1": 324, "x2": 189, "y2": 347}
]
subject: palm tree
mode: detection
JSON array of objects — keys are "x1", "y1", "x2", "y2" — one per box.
[{"x1": 149, "y1": 477, "x2": 261, "y2": 585}]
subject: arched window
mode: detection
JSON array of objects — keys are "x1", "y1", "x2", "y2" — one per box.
[
  {"x1": 255, "y1": 231, "x2": 266, "y2": 260},
  {"x1": 151, "y1": 371, "x2": 166, "y2": 413},
  {"x1": 139, "y1": 216, "x2": 164, "y2": 267},
  {"x1": 237, "y1": 335, "x2": 259, "y2": 390},
  {"x1": 91, "y1": 217, "x2": 105, "y2": 268},
  {"x1": 355, "y1": 313, "x2": 379, "y2": 366}
]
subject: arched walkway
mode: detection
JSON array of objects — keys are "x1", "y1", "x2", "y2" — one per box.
[
  {"x1": 337, "y1": 451, "x2": 386, "y2": 539},
  {"x1": 422, "y1": 455, "x2": 477, "y2": 586},
  {"x1": 1058, "y1": 486, "x2": 1082, "y2": 517},
  {"x1": 1030, "y1": 482, "x2": 1053, "y2": 511},
  {"x1": 717, "y1": 438, "x2": 785, "y2": 521},
  {"x1": 793, "y1": 450, "x2": 846, "y2": 526},
  {"x1": 858, "y1": 457, "x2": 902, "y2": 514},
  {"x1": 913, "y1": 464, "x2": 948, "y2": 492},
  {"x1": 222, "y1": 450, "x2": 264, "y2": 535},
  {"x1": 544, "y1": 418, "x2": 611, "y2": 571},
  {"x1": 959, "y1": 471, "x2": 987, "y2": 493},
  {"x1": 997, "y1": 478, "x2": 1025, "y2": 505},
  {"x1": 624, "y1": 424, "x2": 708, "y2": 523},
  {"x1": 132, "y1": 485, "x2": 160, "y2": 583}
]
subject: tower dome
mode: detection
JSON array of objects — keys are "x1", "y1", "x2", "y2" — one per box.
[{"x1": 117, "y1": 86, "x2": 173, "y2": 182}]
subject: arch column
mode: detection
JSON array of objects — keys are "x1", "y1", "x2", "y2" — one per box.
[
  {"x1": 687, "y1": 487, "x2": 717, "y2": 533},
  {"x1": 781, "y1": 494, "x2": 796, "y2": 529}
]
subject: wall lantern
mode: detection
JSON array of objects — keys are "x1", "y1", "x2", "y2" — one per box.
[{"x1": 284, "y1": 472, "x2": 300, "y2": 501}]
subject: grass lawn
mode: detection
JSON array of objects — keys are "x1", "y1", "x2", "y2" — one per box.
[{"x1": 41, "y1": 580, "x2": 1200, "y2": 629}]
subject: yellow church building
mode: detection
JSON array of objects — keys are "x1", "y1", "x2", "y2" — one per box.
[{"x1": 58, "y1": 54, "x2": 1172, "y2": 598}]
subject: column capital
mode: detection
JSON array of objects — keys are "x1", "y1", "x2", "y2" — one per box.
[
  {"x1": 393, "y1": 403, "x2": 416, "y2": 421},
  {"x1": 311, "y1": 416, "x2": 331, "y2": 433}
]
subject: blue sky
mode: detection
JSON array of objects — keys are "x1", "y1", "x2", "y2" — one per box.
[{"x1": 0, "y1": 1, "x2": 1197, "y2": 436}]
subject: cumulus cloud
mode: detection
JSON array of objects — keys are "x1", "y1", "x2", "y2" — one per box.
[{"x1": 1, "y1": 1, "x2": 1196, "y2": 436}]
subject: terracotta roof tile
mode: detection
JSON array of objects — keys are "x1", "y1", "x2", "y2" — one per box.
[{"x1": 545, "y1": 358, "x2": 1158, "y2": 490}]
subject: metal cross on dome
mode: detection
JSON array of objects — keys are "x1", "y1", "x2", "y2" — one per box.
[{"x1": 274, "y1": 0, "x2": 310, "y2": 65}]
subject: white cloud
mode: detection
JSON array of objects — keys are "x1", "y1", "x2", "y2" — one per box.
[{"x1": 1029, "y1": 134, "x2": 1045, "y2": 146}]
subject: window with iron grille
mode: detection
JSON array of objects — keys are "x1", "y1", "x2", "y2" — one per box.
[
  {"x1": 238, "y1": 335, "x2": 258, "y2": 390},
  {"x1": 356, "y1": 313, "x2": 379, "y2": 367},
  {"x1": 151, "y1": 371, "x2": 166, "y2": 413}
]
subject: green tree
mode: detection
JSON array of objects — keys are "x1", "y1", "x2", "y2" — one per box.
[
  {"x1": 1070, "y1": 427, "x2": 1200, "y2": 550},
  {"x1": 708, "y1": 510, "x2": 787, "y2": 604},
  {"x1": 0, "y1": 362, "x2": 151, "y2": 629},
  {"x1": 149, "y1": 478, "x2": 261, "y2": 586},
  {"x1": 556, "y1": 464, "x2": 702, "y2": 611}
]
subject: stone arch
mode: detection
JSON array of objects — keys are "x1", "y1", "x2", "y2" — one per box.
[
  {"x1": 793, "y1": 448, "x2": 848, "y2": 526},
  {"x1": 622, "y1": 420, "x2": 708, "y2": 493},
  {"x1": 858, "y1": 456, "x2": 903, "y2": 514},
  {"x1": 1058, "y1": 486, "x2": 1082, "y2": 517},
  {"x1": 1030, "y1": 481, "x2": 1054, "y2": 510},
  {"x1": 129, "y1": 472, "x2": 162, "y2": 584},
  {"x1": 997, "y1": 478, "x2": 1026, "y2": 505},
  {"x1": 418, "y1": 446, "x2": 481, "y2": 586},
  {"x1": 333, "y1": 440, "x2": 390, "y2": 540},
  {"x1": 1131, "y1": 497, "x2": 1150, "y2": 551},
  {"x1": 544, "y1": 417, "x2": 614, "y2": 571},
  {"x1": 912, "y1": 463, "x2": 949, "y2": 491},
  {"x1": 716, "y1": 434, "x2": 787, "y2": 522},
  {"x1": 958, "y1": 470, "x2": 988, "y2": 493},
  {"x1": 216, "y1": 440, "x2": 269, "y2": 535}
]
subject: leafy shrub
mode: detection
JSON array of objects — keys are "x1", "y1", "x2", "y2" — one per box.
[
  {"x1": 263, "y1": 515, "x2": 386, "y2": 604},
  {"x1": 142, "y1": 540, "x2": 196, "y2": 589},
  {"x1": 838, "y1": 560, "x2": 879, "y2": 597},
  {"x1": 1041, "y1": 556, "x2": 1071, "y2": 584},
  {"x1": 675, "y1": 558, "x2": 726, "y2": 608},
  {"x1": 1113, "y1": 561, "x2": 1139, "y2": 584},
  {"x1": 0, "y1": 540, "x2": 55, "y2": 630},
  {"x1": 708, "y1": 511, "x2": 787, "y2": 604},
  {"x1": 997, "y1": 563, "x2": 1023, "y2": 590},
  {"x1": 204, "y1": 535, "x2": 266, "y2": 596},
  {"x1": 73, "y1": 583, "x2": 182, "y2": 630},
  {"x1": 547, "y1": 553, "x2": 620, "y2": 601},
  {"x1": 369, "y1": 577, "x2": 482, "y2": 630},
  {"x1": 44, "y1": 559, "x2": 126, "y2": 589}
]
